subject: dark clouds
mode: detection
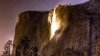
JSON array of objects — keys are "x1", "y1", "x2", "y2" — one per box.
[{"x1": 0, "y1": 0, "x2": 89, "y2": 55}]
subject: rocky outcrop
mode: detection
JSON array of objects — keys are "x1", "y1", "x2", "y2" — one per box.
[
  {"x1": 41, "y1": 1, "x2": 100, "y2": 56},
  {"x1": 12, "y1": 11, "x2": 50, "y2": 56}
]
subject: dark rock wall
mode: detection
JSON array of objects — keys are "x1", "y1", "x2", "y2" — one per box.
[
  {"x1": 12, "y1": 11, "x2": 50, "y2": 56},
  {"x1": 41, "y1": 1, "x2": 100, "y2": 56}
]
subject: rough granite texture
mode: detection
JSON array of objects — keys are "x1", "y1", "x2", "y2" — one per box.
[
  {"x1": 12, "y1": 11, "x2": 50, "y2": 56},
  {"x1": 41, "y1": 1, "x2": 100, "y2": 56}
]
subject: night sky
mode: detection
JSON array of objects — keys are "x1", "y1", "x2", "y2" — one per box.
[{"x1": 0, "y1": 0, "x2": 88, "y2": 55}]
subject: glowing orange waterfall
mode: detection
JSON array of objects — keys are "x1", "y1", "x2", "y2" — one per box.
[{"x1": 48, "y1": 8, "x2": 61, "y2": 40}]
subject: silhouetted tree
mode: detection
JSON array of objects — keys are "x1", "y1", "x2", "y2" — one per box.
[
  {"x1": 16, "y1": 36, "x2": 30, "y2": 56},
  {"x1": 1, "y1": 40, "x2": 13, "y2": 56},
  {"x1": 16, "y1": 45, "x2": 22, "y2": 56},
  {"x1": 31, "y1": 47, "x2": 38, "y2": 56}
]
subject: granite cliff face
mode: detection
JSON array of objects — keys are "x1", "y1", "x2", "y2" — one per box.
[
  {"x1": 13, "y1": 0, "x2": 100, "y2": 56},
  {"x1": 40, "y1": 0, "x2": 100, "y2": 56},
  {"x1": 12, "y1": 11, "x2": 50, "y2": 56}
]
